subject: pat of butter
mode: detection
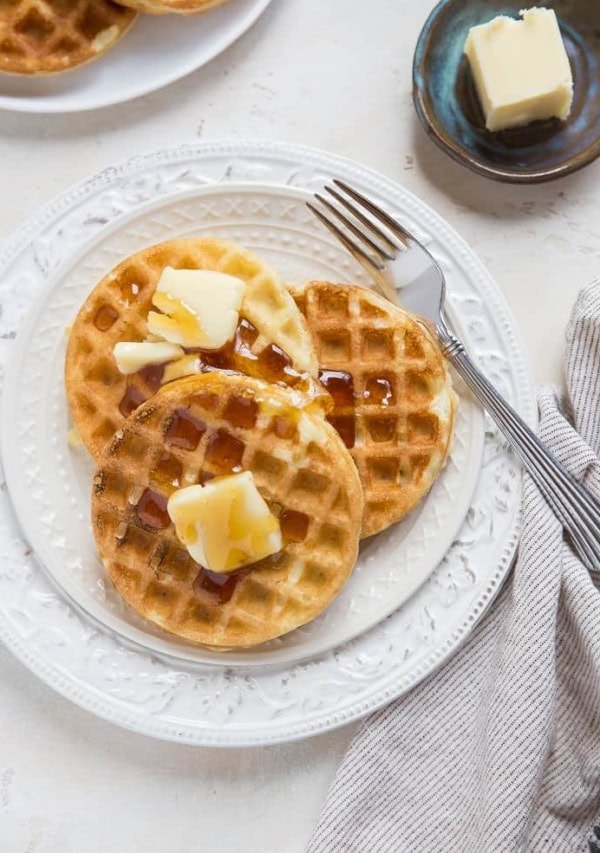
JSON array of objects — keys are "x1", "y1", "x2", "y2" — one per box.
[
  {"x1": 113, "y1": 340, "x2": 184, "y2": 375},
  {"x1": 167, "y1": 472, "x2": 282, "y2": 574},
  {"x1": 162, "y1": 354, "x2": 202, "y2": 385},
  {"x1": 464, "y1": 8, "x2": 573, "y2": 132},
  {"x1": 147, "y1": 267, "x2": 245, "y2": 349},
  {"x1": 297, "y1": 413, "x2": 327, "y2": 447}
]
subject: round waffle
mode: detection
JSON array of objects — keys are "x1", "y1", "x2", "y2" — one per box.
[
  {"x1": 65, "y1": 237, "x2": 321, "y2": 460},
  {"x1": 92, "y1": 372, "x2": 363, "y2": 647},
  {"x1": 116, "y1": 0, "x2": 229, "y2": 14},
  {"x1": 0, "y1": 1, "x2": 137, "y2": 76},
  {"x1": 290, "y1": 281, "x2": 457, "y2": 538}
]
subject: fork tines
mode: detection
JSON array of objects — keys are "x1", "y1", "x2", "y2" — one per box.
[{"x1": 307, "y1": 179, "x2": 414, "y2": 273}]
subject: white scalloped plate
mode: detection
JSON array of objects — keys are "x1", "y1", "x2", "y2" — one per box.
[
  {"x1": 1, "y1": 182, "x2": 484, "y2": 668},
  {"x1": 0, "y1": 0, "x2": 273, "y2": 114},
  {"x1": 0, "y1": 141, "x2": 532, "y2": 745}
]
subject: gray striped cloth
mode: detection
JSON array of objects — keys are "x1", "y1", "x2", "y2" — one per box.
[{"x1": 308, "y1": 281, "x2": 600, "y2": 853}]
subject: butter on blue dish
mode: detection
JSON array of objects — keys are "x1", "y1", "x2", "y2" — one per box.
[
  {"x1": 464, "y1": 8, "x2": 573, "y2": 132},
  {"x1": 412, "y1": 0, "x2": 600, "y2": 183}
]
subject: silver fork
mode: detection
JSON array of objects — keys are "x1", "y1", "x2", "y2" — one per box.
[{"x1": 308, "y1": 179, "x2": 600, "y2": 573}]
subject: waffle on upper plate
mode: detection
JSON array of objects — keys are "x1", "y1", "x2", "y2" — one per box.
[
  {"x1": 116, "y1": 0, "x2": 230, "y2": 13},
  {"x1": 291, "y1": 281, "x2": 457, "y2": 538},
  {"x1": 0, "y1": 0, "x2": 137, "y2": 76},
  {"x1": 65, "y1": 237, "x2": 323, "y2": 460},
  {"x1": 92, "y1": 372, "x2": 363, "y2": 647}
]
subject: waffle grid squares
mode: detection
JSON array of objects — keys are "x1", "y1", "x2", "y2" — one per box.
[
  {"x1": 66, "y1": 238, "x2": 320, "y2": 459},
  {"x1": 293, "y1": 282, "x2": 456, "y2": 537},
  {"x1": 0, "y1": 0, "x2": 136, "y2": 75},
  {"x1": 92, "y1": 374, "x2": 363, "y2": 647}
]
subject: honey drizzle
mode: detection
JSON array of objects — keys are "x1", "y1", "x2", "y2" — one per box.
[
  {"x1": 193, "y1": 566, "x2": 249, "y2": 605},
  {"x1": 326, "y1": 414, "x2": 356, "y2": 449},
  {"x1": 94, "y1": 304, "x2": 118, "y2": 332},
  {"x1": 364, "y1": 376, "x2": 394, "y2": 406},
  {"x1": 205, "y1": 429, "x2": 245, "y2": 473},
  {"x1": 136, "y1": 488, "x2": 170, "y2": 529},
  {"x1": 319, "y1": 369, "x2": 356, "y2": 449},
  {"x1": 188, "y1": 317, "x2": 305, "y2": 389},
  {"x1": 223, "y1": 395, "x2": 259, "y2": 429},
  {"x1": 165, "y1": 408, "x2": 206, "y2": 450},
  {"x1": 192, "y1": 551, "x2": 285, "y2": 606},
  {"x1": 118, "y1": 315, "x2": 324, "y2": 416},
  {"x1": 119, "y1": 385, "x2": 145, "y2": 418},
  {"x1": 138, "y1": 362, "x2": 166, "y2": 393},
  {"x1": 279, "y1": 509, "x2": 309, "y2": 543},
  {"x1": 150, "y1": 453, "x2": 183, "y2": 491},
  {"x1": 318, "y1": 369, "x2": 355, "y2": 408}
]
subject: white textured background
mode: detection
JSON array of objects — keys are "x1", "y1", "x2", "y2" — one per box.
[{"x1": 0, "y1": 0, "x2": 598, "y2": 850}]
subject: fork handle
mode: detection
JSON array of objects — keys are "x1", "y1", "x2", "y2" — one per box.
[{"x1": 438, "y1": 328, "x2": 600, "y2": 572}]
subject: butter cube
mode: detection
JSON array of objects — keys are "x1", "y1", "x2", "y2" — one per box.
[
  {"x1": 167, "y1": 472, "x2": 282, "y2": 574},
  {"x1": 113, "y1": 340, "x2": 184, "y2": 375},
  {"x1": 161, "y1": 354, "x2": 202, "y2": 385},
  {"x1": 147, "y1": 268, "x2": 245, "y2": 349},
  {"x1": 464, "y1": 8, "x2": 573, "y2": 132}
]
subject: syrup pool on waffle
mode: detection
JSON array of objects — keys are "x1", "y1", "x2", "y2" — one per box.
[
  {"x1": 65, "y1": 238, "x2": 328, "y2": 460},
  {"x1": 292, "y1": 281, "x2": 457, "y2": 538},
  {"x1": 111, "y1": 268, "x2": 329, "y2": 423}
]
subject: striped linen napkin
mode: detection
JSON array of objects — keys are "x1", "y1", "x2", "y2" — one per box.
[{"x1": 308, "y1": 281, "x2": 600, "y2": 853}]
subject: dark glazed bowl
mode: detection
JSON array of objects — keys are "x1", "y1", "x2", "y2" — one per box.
[{"x1": 413, "y1": 0, "x2": 600, "y2": 183}]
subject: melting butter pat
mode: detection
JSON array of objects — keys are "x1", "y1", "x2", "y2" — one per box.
[
  {"x1": 464, "y1": 8, "x2": 573, "y2": 132},
  {"x1": 297, "y1": 413, "x2": 327, "y2": 447},
  {"x1": 167, "y1": 472, "x2": 282, "y2": 574},
  {"x1": 162, "y1": 354, "x2": 202, "y2": 385},
  {"x1": 113, "y1": 340, "x2": 184, "y2": 375},
  {"x1": 147, "y1": 267, "x2": 245, "y2": 349}
]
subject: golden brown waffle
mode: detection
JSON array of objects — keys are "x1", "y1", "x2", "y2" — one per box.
[
  {"x1": 65, "y1": 237, "x2": 322, "y2": 460},
  {"x1": 291, "y1": 281, "x2": 457, "y2": 538},
  {"x1": 116, "y1": 0, "x2": 229, "y2": 14},
  {"x1": 92, "y1": 372, "x2": 363, "y2": 647},
  {"x1": 0, "y1": 0, "x2": 137, "y2": 76}
]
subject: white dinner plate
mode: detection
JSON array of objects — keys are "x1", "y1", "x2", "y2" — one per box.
[
  {"x1": 0, "y1": 141, "x2": 533, "y2": 745},
  {"x1": 0, "y1": 0, "x2": 273, "y2": 114}
]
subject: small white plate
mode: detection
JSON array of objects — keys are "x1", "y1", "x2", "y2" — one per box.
[
  {"x1": 0, "y1": 141, "x2": 532, "y2": 745},
  {"x1": 0, "y1": 0, "x2": 273, "y2": 114}
]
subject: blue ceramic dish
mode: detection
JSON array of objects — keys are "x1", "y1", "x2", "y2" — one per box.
[{"x1": 413, "y1": 0, "x2": 600, "y2": 183}]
